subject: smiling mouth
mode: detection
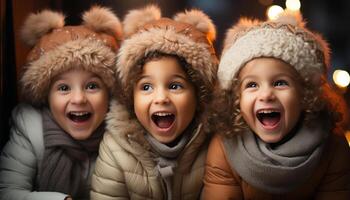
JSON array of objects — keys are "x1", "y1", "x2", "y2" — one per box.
[
  {"x1": 256, "y1": 110, "x2": 281, "y2": 127},
  {"x1": 67, "y1": 111, "x2": 91, "y2": 122},
  {"x1": 151, "y1": 112, "x2": 175, "y2": 129}
]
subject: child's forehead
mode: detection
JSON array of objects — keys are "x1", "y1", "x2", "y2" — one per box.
[{"x1": 141, "y1": 56, "x2": 187, "y2": 77}]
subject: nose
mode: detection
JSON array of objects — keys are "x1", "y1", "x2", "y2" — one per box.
[
  {"x1": 154, "y1": 88, "x2": 170, "y2": 104},
  {"x1": 258, "y1": 85, "x2": 276, "y2": 102},
  {"x1": 71, "y1": 89, "x2": 87, "y2": 104}
]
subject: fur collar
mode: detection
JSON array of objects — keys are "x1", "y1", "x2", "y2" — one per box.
[{"x1": 105, "y1": 99, "x2": 209, "y2": 172}]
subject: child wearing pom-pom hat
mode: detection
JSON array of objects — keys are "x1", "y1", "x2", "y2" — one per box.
[
  {"x1": 202, "y1": 11, "x2": 350, "y2": 199},
  {"x1": 91, "y1": 5, "x2": 218, "y2": 200},
  {"x1": 0, "y1": 6, "x2": 122, "y2": 200}
]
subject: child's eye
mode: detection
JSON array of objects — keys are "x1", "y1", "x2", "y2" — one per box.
[
  {"x1": 58, "y1": 84, "x2": 70, "y2": 91},
  {"x1": 86, "y1": 82, "x2": 99, "y2": 90},
  {"x1": 245, "y1": 82, "x2": 257, "y2": 88},
  {"x1": 274, "y1": 80, "x2": 289, "y2": 87},
  {"x1": 142, "y1": 84, "x2": 153, "y2": 91},
  {"x1": 169, "y1": 83, "x2": 183, "y2": 90}
]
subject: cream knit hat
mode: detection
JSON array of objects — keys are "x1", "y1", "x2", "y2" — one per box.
[
  {"x1": 20, "y1": 6, "x2": 122, "y2": 105},
  {"x1": 218, "y1": 11, "x2": 330, "y2": 90}
]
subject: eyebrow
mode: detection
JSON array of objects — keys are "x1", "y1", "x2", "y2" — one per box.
[{"x1": 138, "y1": 73, "x2": 188, "y2": 80}]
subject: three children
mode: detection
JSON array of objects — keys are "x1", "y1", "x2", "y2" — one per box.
[{"x1": 1, "y1": 4, "x2": 349, "y2": 200}]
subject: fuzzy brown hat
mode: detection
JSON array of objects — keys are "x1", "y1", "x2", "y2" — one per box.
[
  {"x1": 218, "y1": 11, "x2": 330, "y2": 90},
  {"x1": 20, "y1": 6, "x2": 122, "y2": 105},
  {"x1": 116, "y1": 5, "x2": 218, "y2": 102}
]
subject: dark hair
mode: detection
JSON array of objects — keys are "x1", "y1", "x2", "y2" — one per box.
[
  {"x1": 117, "y1": 51, "x2": 214, "y2": 122},
  {"x1": 210, "y1": 70, "x2": 348, "y2": 138}
]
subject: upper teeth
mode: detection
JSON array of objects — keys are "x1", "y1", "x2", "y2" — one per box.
[
  {"x1": 70, "y1": 111, "x2": 89, "y2": 116},
  {"x1": 258, "y1": 110, "x2": 277, "y2": 114},
  {"x1": 154, "y1": 112, "x2": 172, "y2": 116}
]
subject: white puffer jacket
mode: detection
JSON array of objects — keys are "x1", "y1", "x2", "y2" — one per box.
[
  {"x1": 0, "y1": 104, "x2": 71, "y2": 200},
  {"x1": 0, "y1": 104, "x2": 95, "y2": 200}
]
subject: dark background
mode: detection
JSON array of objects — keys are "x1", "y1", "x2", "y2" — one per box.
[{"x1": 1, "y1": 0, "x2": 350, "y2": 149}]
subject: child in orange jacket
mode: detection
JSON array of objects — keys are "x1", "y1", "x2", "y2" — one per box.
[{"x1": 203, "y1": 11, "x2": 350, "y2": 199}]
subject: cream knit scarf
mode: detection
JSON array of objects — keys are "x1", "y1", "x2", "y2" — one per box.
[
  {"x1": 223, "y1": 115, "x2": 330, "y2": 194},
  {"x1": 38, "y1": 108, "x2": 104, "y2": 198}
]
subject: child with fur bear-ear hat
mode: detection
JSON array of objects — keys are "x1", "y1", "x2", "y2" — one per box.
[
  {"x1": 0, "y1": 6, "x2": 122, "y2": 200},
  {"x1": 91, "y1": 5, "x2": 218, "y2": 200},
  {"x1": 202, "y1": 11, "x2": 350, "y2": 199}
]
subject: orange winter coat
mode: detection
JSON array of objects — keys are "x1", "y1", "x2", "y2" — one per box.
[{"x1": 203, "y1": 134, "x2": 350, "y2": 200}]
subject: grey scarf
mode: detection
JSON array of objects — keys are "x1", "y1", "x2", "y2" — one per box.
[
  {"x1": 224, "y1": 116, "x2": 329, "y2": 194},
  {"x1": 38, "y1": 108, "x2": 104, "y2": 198},
  {"x1": 145, "y1": 131, "x2": 191, "y2": 200}
]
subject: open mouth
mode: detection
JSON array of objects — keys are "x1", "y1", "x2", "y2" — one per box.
[
  {"x1": 67, "y1": 111, "x2": 91, "y2": 122},
  {"x1": 256, "y1": 110, "x2": 281, "y2": 127},
  {"x1": 151, "y1": 112, "x2": 175, "y2": 129}
]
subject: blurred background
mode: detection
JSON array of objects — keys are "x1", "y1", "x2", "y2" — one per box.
[{"x1": 1, "y1": 0, "x2": 350, "y2": 149}]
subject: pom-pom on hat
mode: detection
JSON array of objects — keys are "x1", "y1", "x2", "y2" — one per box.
[
  {"x1": 218, "y1": 11, "x2": 330, "y2": 90},
  {"x1": 20, "y1": 6, "x2": 122, "y2": 105},
  {"x1": 117, "y1": 5, "x2": 218, "y2": 98}
]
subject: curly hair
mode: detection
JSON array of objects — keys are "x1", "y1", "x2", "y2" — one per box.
[
  {"x1": 117, "y1": 51, "x2": 215, "y2": 125},
  {"x1": 210, "y1": 65, "x2": 348, "y2": 138}
]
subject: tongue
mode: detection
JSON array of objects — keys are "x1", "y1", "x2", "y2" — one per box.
[
  {"x1": 156, "y1": 116, "x2": 173, "y2": 128},
  {"x1": 261, "y1": 116, "x2": 279, "y2": 127}
]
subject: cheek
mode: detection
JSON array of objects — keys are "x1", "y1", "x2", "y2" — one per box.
[
  {"x1": 96, "y1": 95, "x2": 109, "y2": 116},
  {"x1": 133, "y1": 93, "x2": 148, "y2": 116},
  {"x1": 239, "y1": 93, "x2": 250, "y2": 113},
  {"x1": 48, "y1": 93, "x2": 63, "y2": 113},
  {"x1": 181, "y1": 93, "x2": 197, "y2": 113},
  {"x1": 239, "y1": 93, "x2": 255, "y2": 125}
]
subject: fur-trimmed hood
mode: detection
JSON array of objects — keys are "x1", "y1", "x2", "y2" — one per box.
[
  {"x1": 116, "y1": 5, "x2": 218, "y2": 105},
  {"x1": 106, "y1": 99, "x2": 208, "y2": 171},
  {"x1": 20, "y1": 6, "x2": 122, "y2": 105}
]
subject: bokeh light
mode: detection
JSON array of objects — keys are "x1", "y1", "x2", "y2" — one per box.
[
  {"x1": 267, "y1": 5, "x2": 284, "y2": 20},
  {"x1": 333, "y1": 69, "x2": 350, "y2": 88},
  {"x1": 285, "y1": 0, "x2": 301, "y2": 11}
]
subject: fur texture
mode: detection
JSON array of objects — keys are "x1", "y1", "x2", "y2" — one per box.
[
  {"x1": 20, "y1": 7, "x2": 121, "y2": 105},
  {"x1": 123, "y1": 5, "x2": 161, "y2": 38},
  {"x1": 21, "y1": 38, "x2": 116, "y2": 105},
  {"x1": 83, "y1": 6, "x2": 122, "y2": 39},
  {"x1": 117, "y1": 27, "x2": 216, "y2": 88},
  {"x1": 117, "y1": 6, "x2": 218, "y2": 95},
  {"x1": 21, "y1": 10, "x2": 65, "y2": 46},
  {"x1": 174, "y1": 9, "x2": 216, "y2": 42}
]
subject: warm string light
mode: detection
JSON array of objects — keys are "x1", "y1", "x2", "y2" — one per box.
[
  {"x1": 266, "y1": 0, "x2": 301, "y2": 20},
  {"x1": 285, "y1": 0, "x2": 301, "y2": 11},
  {"x1": 267, "y1": 5, "x2": 284, "y2": 20},
  {"x1": 333, "y1": 69, "x2": 350, "y2": 88}
]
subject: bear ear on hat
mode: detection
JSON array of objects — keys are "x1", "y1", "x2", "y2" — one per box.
[
  {"x1": 173, "y1": 9, "x2": 216, "y2": 42},
  {"x1": 83, "y1": 6, "x2": 122, "y2": 40},
  {"x1": 21, "y1": 10, "x2": 65, "y2": 46},
  {"x1": 122, "y1": 5, "x2": 161, "y2": 38}
]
